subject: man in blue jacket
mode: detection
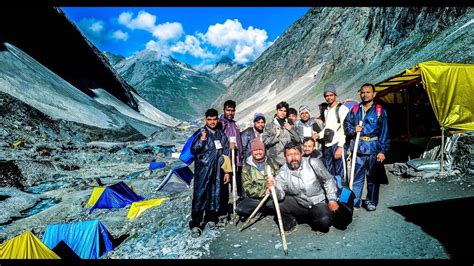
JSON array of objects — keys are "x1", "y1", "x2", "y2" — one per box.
[
  {"x1": 343, "y1": 83, "x2": 389, "y2": 211},
  {"x1": 190, "y1": 108, "x2": 231, "y2": 237}
]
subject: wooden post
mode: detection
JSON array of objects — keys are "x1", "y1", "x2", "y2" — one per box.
[
  {"x1": 267, "y1": 165, "x2": 288, "y2": 256},
  {"x1": 350, "y1": 121, "x2": 363, "y2": 190},
  {"x1": 440, "y1": 127, "x2": 445, "y2": 175}
]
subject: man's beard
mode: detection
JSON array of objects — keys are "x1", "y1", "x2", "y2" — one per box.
[{"x1": 287, "y1": 160, "x2": 301, "y2": 170}]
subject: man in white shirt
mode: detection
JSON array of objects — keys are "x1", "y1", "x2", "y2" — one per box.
[{"x1": 316, "y1": 83, "x2": 350, "y2": 183}]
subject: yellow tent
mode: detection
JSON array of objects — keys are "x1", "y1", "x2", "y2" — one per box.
[
  {"x1": 0, "y1": 231, "x2": 60, "y2": 259},
  {"x1": 375, "y1": 61, "x2": 474, "y2": 131},
  {"x1": 127, "y1": 198, "x2": 168, "y2": 219}
]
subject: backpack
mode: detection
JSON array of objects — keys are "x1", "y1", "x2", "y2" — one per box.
[
  {"x1": 351, "y1": 103, "x2": 383, "y2": 122},
  {"x1": 179, "y1": 129, "x2": 201, "y2": 165},
  {"x1": 321, "y1": 102, "x2": 343, "y2": 124}
]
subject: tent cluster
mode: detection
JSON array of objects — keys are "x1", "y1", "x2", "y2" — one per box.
[
  {"x1": 0, "y1": 220, "x2": 110, "y2": 259},
  {"x1": 1, "y1": 177, "x2": 173, "y2": 259}
]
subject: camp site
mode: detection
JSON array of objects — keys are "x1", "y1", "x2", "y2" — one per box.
[{"x1": 0, "y1": 7, "x2": 473, "y2": 261}]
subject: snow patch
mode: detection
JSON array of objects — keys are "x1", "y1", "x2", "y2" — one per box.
[
  {"x1": 131, "y1": 91, "x2": 181, "y2": 127},
  {"x1": 236, "y1": 64, "x2": 324, "y2": 125}
]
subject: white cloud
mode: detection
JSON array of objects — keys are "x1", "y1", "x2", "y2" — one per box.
[
  {"x1": 171, "y1": 35, "x2": 216, "y2": 59},
  {"x1": 203, "y1": 19, "x2": 271, "y2": 64},
  {"x1": 112, "y1": 30, "x2": 129, "y2": 41},
  {"x1": 193, "y1": 62, "x2": 215, "y2": 72},
  {"x1": 118, "y1": 10, "x2": 157, "y2": 32},
  {"x1": 78, "y1": 18, "x2": 106, "y2": 42},
  {"x1": 152, "y1": 22, "x2": 184, "y2": 41},
  {"x1": 146, "y1": 40, "x2": 172, "y2": 57}
]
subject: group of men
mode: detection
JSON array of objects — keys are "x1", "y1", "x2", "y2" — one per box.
[{"x1": 188, "y1": 82, "x2": 389, "y2": 238}]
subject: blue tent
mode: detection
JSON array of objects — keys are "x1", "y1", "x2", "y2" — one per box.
[
  {"x1": 156, "y1": 165, "x2": 193, "y2": 191},
  {"x1": 42, "y1": 220, "x2": 113, "y2": 259},
  {"x1": 149, "y1": 160, "x2": 166, "y2": 170},
  {"x1": 88, "y1": 181, "x2": 144, "y2": 214}
]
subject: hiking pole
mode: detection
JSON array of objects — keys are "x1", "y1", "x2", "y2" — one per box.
[
  {"x1": 231, "y1": 148, "x2": 238, "y2": 225},
  {"x1": 349, "y1": 121, "x2": 363, "y2": 190},
  {"x1": 239, "y1": 193, "x2": 270, "y2": 231},
  {"x1": 267, "y1": 165, "x2": 288, "y2": 256}
]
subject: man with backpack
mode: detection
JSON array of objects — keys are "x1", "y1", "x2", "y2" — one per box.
[
  {"x1": 316, "y1": 83, "x2": 350, "y2": 182},
  {"x1": 343, "y1": 83, "x2": 389, "y2": 211}
]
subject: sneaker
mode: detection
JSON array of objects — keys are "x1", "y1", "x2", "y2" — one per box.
[
  {"x1": 191, "y1": 227, "x2": 202, "y2": 238},
  {"x1": 366, "y1": 202, "x2": 376, "y2": 211}
]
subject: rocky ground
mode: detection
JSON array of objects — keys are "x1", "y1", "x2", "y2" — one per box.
[
  {"x1": 1, "y1": 91, "x2": 473, "y2": 260},
  {"x1": 205, "y1": 167, "x2": 474, "y2": 259}
]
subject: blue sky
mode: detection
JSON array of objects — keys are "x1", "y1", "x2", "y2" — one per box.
[{"x1": 61, "y1": 7, "x2": 309, "y2": 70}]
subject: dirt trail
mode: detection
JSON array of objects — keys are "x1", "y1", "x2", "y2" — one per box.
[{"x1": 205, "y1": 166, "x2": 474, "y2": 259}]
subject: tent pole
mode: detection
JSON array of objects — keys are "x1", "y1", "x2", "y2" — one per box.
[{"x1": 440, "y1": 127, "x2": 444, "y2": 175}]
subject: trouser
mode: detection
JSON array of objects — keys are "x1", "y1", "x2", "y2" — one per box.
[
  {"x1": 323, "y1": 143, "x2": 347, "y2": 182},
  {"x1": 235, "y1": 197, "x2": 275, "y2": 218},
  {"x1": 278, "y1": 195, "x2": 333, "y2": 232},
  {"x1": 352, "y1": 154, "x2": 380, "y2": 208}
]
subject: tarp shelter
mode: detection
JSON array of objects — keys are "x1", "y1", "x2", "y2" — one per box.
[
  {"x1": 87, "y1": 187, "x2": 105, "y2": 206},
  {"x1": 88, "y1": 181, "x2": 144, "y2": 214},
  {"x1": 375, "y1": 61, "x2": 474, "y2": 167},
  {"x1": 42, "y1": 220, "x2": 113, "y2": 259},
  {"x1": 127, "y1": 198, "x2": 168, "y2": 219},
  {"x1": 0, "y1": 231, "x2": 60, "y2": 259},
  {"x1": 156, "y1": 165, "x2": 193, "y2": 191},
  {"x1": 375, "y1": 61, "x2": 474, "y2": 131}
]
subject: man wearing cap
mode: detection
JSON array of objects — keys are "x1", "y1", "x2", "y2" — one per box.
[
  {"x1": 316, "y1": 83, "x2": 350, "y2": 183},
  {"x1": 235, "y1": 138, "x2": 278, "y2": 219},
  {"x1": 240, "y1": 113, "x2": 266, "y2": 165},
  {"x1": 295, "y1": 105, "x2": 321, "y2": 144}
]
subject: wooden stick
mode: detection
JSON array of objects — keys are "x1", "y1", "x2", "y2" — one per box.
[
  {"x1": 231, "y1": 149, "x2": 238, "y2": 224},
  {"x1": 239, "y1": 193, "x2": 270, "y2": 231},
  {"x1": 349, "y1": 121, "x2": 363, "y2": 190},
  {"x1": 267, "y1": 165, "x2": 288, "y2": 256}
]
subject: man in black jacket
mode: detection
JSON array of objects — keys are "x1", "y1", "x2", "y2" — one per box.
[{"x1": 240, "y1": 113, "x2": 266, "y2": 163}]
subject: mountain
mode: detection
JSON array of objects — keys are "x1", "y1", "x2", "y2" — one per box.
[
  {"x1": 0, "y1": 42, "x2": 177, "y2": 139},
  {"x1": 213, "y1": 7, "x2": 473, "y2": 124},
  {"x1": 208, "y1": 56, "x2": 249, "y2": 86},
  {"x1": 112, "y1": 49, "x2": 226, "y2": 120},
  {"x1": 104, "y1": 51, "x2": 125, "y2": 65},
  {"x1": 0, "y1": 7, "x2": 139, "y2": 110}
]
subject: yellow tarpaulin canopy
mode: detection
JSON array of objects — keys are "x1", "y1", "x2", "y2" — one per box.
[
  {"x1": 375, "y1": 61, "x2": 474, "y2": 131},
  {"x1": 127, "y1": 198, "x2": 168, "y2": 219},
  {"x1": 87, "y1": 187, "x2": 105, "y2": 206},
  {"x1": 0, "y1": 231, "x2": 60, "y2": 259}
]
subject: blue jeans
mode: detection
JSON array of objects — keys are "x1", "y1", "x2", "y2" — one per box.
[
  {"x1": 352, "y1": 154, "x2": 379, "y2": 208},
  {"x1": 323, "y1": 143, "x2": 347, "y2": 182}
]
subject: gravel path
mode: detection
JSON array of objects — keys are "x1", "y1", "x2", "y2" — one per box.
[{"x1": 205, "y1": 167, "x2": 474, "y2": 259}]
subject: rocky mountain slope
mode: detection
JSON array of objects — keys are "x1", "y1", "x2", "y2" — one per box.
[
  {"x1": 0, "y1": 7, "x2": 140, "y2": 110},
  {"x1": 111, "y1": 49, "x2": 226, "y2": 121},
  {"x1": 208, "y1": 56, "x2": 248, "y2": 87},
  {"x1": 213, "y1": 7, "x2": 473, "y2": 123},
  {"x1": 105, "y1": 51, "x2": 126, "y2": 66}
]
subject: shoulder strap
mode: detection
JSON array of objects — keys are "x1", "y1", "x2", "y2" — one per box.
[
  {"x1": 352, "y1": 104, "x2": 359, "y2": 115},
  {"x1": 376, "y1": 104, "x2": 382, "y2": 119},
  {"x1": 336, "y1": 102, "x2": 342, "y2": 124}
]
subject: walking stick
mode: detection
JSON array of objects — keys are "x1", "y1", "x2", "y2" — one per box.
[
  {"x1": 239, "y1": 193, "x2": 270, "y2": 231},
  {"x1": 349, "y1": 121, "x2": 363, "y2": 190},
  {"x1": 267, "y1": 165, "x2": 288, "y2": 256},
  {"x1": 231, "y1": 148, "x2": 238, "y2": 224}
]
